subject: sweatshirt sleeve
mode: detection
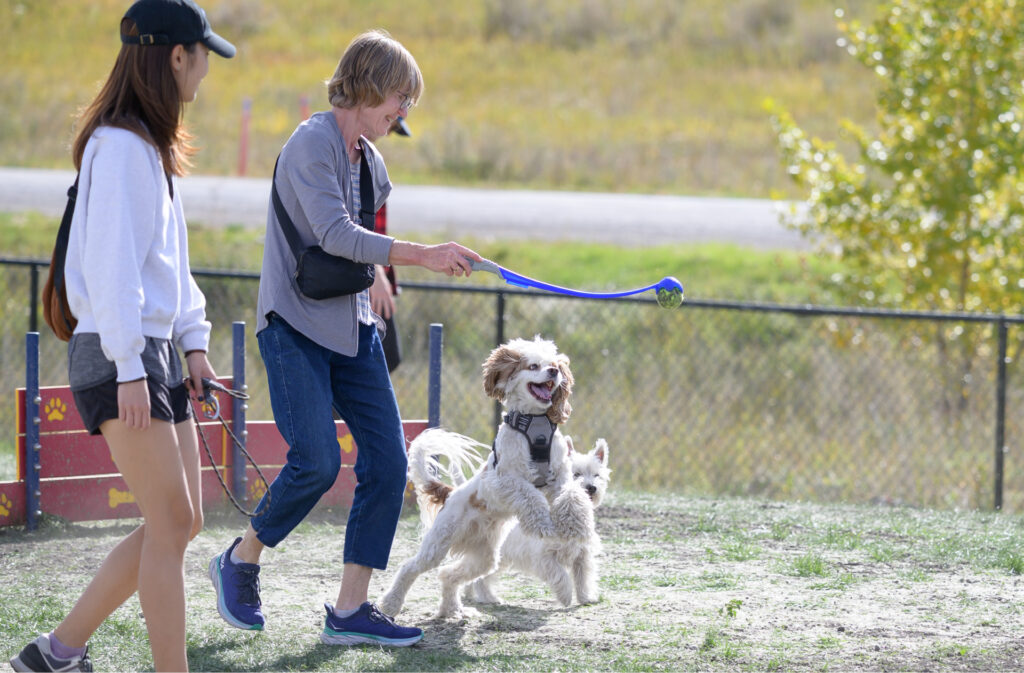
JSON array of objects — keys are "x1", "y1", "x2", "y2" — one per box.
[
  {"x1": 171, "y1": 187, "x2": 212, "y2": 353},
  {"x1": 80, "y1": 133, "x2": 157, "y2": 382}
]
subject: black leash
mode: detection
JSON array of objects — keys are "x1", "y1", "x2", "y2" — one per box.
[{"x1": 189, "y1": 377, "x2": 271, "y2": 518}]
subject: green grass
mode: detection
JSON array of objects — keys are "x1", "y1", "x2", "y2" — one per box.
[
  {"x1": 0, "y1": 210, "x2": 848, "y2": 305},
  {"x1": 3, "y1": 493, "x2": 1024, "y2": 671},
  {"x1": 1, "y1": 0, "x2": 883, "y2": 198}
]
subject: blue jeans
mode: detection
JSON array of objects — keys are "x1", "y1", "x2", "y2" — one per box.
[{"x1": 253, "y1": 313, "x2": 408, "y2": 569}]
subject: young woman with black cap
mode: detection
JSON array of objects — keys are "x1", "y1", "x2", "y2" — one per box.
[{"x1": 8, "y1": 1, "x2": 234, "y2": 671}]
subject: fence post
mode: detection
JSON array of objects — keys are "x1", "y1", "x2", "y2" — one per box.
[
  {"x1": 237, "y1": 97, "x2": 251, "y2": 176},
  {"x1": 492, "y1": 292, "x2": 506, "y2": 430},
  {"x1": 994, "y1": 318, "x2": 1008, "y2": 511},
  {"x1": 428, "y1": 324, "x2": 443, "y2": 428},
  {"x1": 29, "y1": 263, "x2": 39, "y2": 334},
  {"x1": 232, "y1": 322, "x2": 248, "y2": 504},
  {"x1": 25, "y1": 332, "x2": 41, "y2": 531}
]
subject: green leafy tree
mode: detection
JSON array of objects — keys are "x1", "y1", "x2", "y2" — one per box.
[{"x1": 768, "y1": 0, "x2": 1024, "y2": 315}]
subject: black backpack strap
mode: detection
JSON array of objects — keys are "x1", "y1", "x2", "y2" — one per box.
[{"x1": 53, "y1": 176, "x2": 80, "y2": 333}]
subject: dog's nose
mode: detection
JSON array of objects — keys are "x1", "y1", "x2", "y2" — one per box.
[
  {"x1": 545, "y1": 366, "x2": 558, "y2": 378},
  {"x1": 586, "y1": 485, "x2": 597, "y2": 496}
]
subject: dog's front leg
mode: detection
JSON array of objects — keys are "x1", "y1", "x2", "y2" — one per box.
[
  {"x1": 573, "y1": 547, "x2": 599, "y2": 605},
  {"x1": 536, "y1": 550, "x2": 574, "y2": 607},
  {"x1": 499, "y1": 478, "x2": 556, "y2": 538}
]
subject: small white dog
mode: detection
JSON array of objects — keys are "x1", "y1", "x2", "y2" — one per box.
[
  {"x1": 379, "y1": 337, "x2": 575, "y2": 619},
  {"x1": 469, "y1": 437, "x2": 612, "y2": 607}
]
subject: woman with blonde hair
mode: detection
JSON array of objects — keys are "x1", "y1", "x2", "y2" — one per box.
[
  {"x1": 209, "y1": 29, "x2": 482, "y2": 646},
  {"x1": 9, "y1": 1, "x2": 234, "y2": 671}
]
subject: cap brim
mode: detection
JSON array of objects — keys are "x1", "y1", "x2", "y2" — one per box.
[
  {"x1": 394, "y1": 117, "x2": 411, "y2": 137},
  {"x1": 203, "y1": 31, "x2": 236, "y2": 58}
]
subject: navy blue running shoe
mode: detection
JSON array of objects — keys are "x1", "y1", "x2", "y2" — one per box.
[
  {"x1": 320, "y1": 602, "x2": 423, "y2": 647},
  {"x1": 209, "y1": 537, "x2": 265, "y2": 630}
]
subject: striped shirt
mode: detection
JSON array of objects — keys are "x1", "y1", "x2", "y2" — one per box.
[{"x1": 351, "y1": 158, "x2": 373, "y2": 326}]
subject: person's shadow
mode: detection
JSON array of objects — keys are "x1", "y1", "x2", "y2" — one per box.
[{"x1": 187, "y1": 603, "x2": 556, "y2": 671}]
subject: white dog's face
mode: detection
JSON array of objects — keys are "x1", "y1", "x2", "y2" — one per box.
[
  {"x1": 483, "y1": 337, "x2": 574, "y2": 422},
  {"x1": 568, "y1": 437, "x2": 612, "y2": 507}
]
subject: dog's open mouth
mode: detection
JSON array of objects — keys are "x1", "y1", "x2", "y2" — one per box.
[{"x1": 529, "y1": 381, "x2": 555, "y2": 402}]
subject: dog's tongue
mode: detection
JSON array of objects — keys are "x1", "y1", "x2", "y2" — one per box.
[{"x1": 530, "y1": 382, "x2": 553, "y2": 402}]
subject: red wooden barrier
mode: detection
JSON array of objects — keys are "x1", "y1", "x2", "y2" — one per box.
[{"x1": 1, "y1": 381, "x2": 427, "y2": 528}]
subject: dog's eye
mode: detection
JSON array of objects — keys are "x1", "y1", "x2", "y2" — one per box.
[
  {"x1": 528, "y1": 363, "x2": 539, "y2": 370},
  {"x1": 574, "y1": 472, "x2": 581, "y2": 478}
]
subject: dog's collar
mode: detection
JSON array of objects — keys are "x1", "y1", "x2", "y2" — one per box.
[{"x1": 491, "y1": 411, "x2": 556, "y2": 487}]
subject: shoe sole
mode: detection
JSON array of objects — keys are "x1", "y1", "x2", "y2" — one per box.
[
  {"x1": 209, "y1": 554, "x2": 264, "y2": 631},
  {"x1": 320, "y1": 630, "x2": 423, "y2": 647},
  {"x1": 8, "y1": 655, "x2": 31, "y2": 673}
]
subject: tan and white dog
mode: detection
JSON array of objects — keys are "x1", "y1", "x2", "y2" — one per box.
[{"x1": 379, "y1": 337, "x2": 575, "y2": 619}]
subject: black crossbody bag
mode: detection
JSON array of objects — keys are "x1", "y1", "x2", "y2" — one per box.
[{"x1": 271, "y1": 150, "x2": 376, "y2": 300}]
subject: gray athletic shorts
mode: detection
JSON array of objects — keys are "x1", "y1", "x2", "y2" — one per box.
[{"x1": 68, "y1": 333, "x2": 193, "y2": 435}]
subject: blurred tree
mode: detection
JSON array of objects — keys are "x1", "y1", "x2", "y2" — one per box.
[{"x1": 768, "y1": 0, "x2": 1024, "y2": 315}]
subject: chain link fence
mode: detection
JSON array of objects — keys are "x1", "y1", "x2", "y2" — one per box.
[{"x1": 3, "y1": 258, "x2": 1023, "y2": 512}]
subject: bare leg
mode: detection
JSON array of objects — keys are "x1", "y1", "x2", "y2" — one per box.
[
  {"x1": 53, "y1": 420, "x2": 202, "y2": 670},
  {"x1": 83, "y1": 419, "x2": 194, "y2": 671},
  {"x1": 334, "y1": 564, "x2": 373, "y2": 610},
  {"x1": 233, "y1": 524, "x2": 266, "y2": 564}
]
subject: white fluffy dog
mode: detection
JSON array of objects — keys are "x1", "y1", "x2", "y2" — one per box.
[
  {"x1": 379, "y1": 337, "x2": 575, "y2": 619},
  {"x1": 469, "y1": 437, "x2": 611, "y2": 607}
]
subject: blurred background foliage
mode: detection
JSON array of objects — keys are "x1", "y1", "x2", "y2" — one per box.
[{"x1": 1, "y1": 0, "x2": 883, "y2": 197}]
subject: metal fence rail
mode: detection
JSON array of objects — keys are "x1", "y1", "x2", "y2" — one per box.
[{"x1": 2, "y1": 257, "x2": 1022, "y2": 512}]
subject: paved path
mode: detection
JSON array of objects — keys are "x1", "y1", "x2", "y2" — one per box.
[{"x1": 0, "y1": 166, "x2": 809, "y2": 249}]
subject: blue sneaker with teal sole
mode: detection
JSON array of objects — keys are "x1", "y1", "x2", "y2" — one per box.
[
  {"x1": 320, "y1": 602, "x2": 423, "y2": 647},
  {"x1": 209, "y1": 537, "x2": 265, "y2": 630}
]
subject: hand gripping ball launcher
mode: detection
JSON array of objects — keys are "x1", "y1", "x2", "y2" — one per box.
[{"x1": 466, "y1": 257, "x2": 684, "y2": 309}]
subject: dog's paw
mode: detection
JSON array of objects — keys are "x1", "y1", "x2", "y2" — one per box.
[
  {"x1": 436, "y1": 605, "x2": 480, "y2": 621},
  {"x1": 577, "y1": 592, "x2": 600, "y2": 605},
  {"x1": 378, "y1": 595, "x2": 403, "y2": 617}
]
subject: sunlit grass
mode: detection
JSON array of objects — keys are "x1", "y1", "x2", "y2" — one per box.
[{"x1": 1, "y1": 0, "x2": 882, "y2": 197}]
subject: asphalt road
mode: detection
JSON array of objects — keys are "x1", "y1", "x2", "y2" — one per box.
[{"x1": 0, "y1": 166, "x2": 809, "y2": 249}]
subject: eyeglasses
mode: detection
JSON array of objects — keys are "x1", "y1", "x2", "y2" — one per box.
[{"x1": 398, "y1": 92, "x2": 413, "y2": 114}]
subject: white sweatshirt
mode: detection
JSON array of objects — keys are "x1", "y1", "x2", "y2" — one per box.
[{"x1": 64, "y1": 126, "x2": 211, "y2": 382}]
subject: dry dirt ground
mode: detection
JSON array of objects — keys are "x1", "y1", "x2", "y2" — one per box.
[{"x1": 3, "y1": 492, "x2": 1024, "y2": 671}]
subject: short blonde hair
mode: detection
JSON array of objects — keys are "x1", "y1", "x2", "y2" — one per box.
[{"x1": 326, "y1": 30, "x2": 423, "y2": 109}]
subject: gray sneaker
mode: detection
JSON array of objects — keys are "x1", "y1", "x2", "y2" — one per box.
[{"x1": 9, "y1": 634, "x2": 92, "y2": 672}]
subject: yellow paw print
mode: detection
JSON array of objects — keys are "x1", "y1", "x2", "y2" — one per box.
[
  {"x1": 0, "y1": 493, "x2": 11, "y2": 518},
  {"x1": 338, "y1": 435, "x2": 355, "y2": 454},
  {"x1": 248, "y1": 478, "x2": 267, "y2": 503},
  {"x1": 108, "y1": 487, "x2": 135, "y2": 509},
  {"x1": 45, "y1": 397, "x2": 67, "y2": 422}
]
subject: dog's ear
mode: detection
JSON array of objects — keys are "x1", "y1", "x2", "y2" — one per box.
[
  {"x1": 546, "y1": 353, "x2": 574, "y2": 424},
  {"x1": 482, "y1": 344, "x2": 520, "y2": 400},
  {"x1": 593, "y1": 438, "x2": 609, "y2": 466}
]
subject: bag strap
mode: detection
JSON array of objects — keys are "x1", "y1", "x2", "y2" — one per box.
[
  {"x1": 271, "y1": 148, "x2": 377, "y2": 260},
  {"x1": 53, "y1": 176, "x2": 80, "y2": 334},
  {"x1": 358, "y1": 144, "x2": 375, "y2": 230}
]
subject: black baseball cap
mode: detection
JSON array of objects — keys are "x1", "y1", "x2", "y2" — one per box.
[
  {"x1": 393, "y1": 117, "x2": 412, "y2": 137},
  {"x1": 122, "y1": 0, "x2": 236, "y2": 58}
]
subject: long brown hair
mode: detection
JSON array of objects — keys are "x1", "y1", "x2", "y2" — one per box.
[{"x1": 72, "y1": 18, "x2": 196, "y2": 177}]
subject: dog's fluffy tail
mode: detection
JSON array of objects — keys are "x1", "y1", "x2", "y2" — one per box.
[{"x1": 407, "y1": 428, "x2": 487, "y2": 529}]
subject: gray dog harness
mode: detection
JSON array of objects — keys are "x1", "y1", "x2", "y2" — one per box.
[{"x1": 491, "y1": 411, "x2": 556, "y2": 487}]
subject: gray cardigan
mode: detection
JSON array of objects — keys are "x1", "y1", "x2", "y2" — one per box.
[{"x1": 256, "y1": 111, "x2": 394, "y2": 355}]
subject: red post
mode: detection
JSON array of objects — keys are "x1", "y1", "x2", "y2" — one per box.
[
  {"x1": 300, "y1": 94, "x2": 310, "y2": 121},
  {"x1": 238, "y1": 97, "x2": 251, "y2": 176}
]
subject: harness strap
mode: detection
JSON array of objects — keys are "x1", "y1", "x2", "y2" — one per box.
[{"x1": 491, "y1": 411, "x2": 557, "y2": 487}]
